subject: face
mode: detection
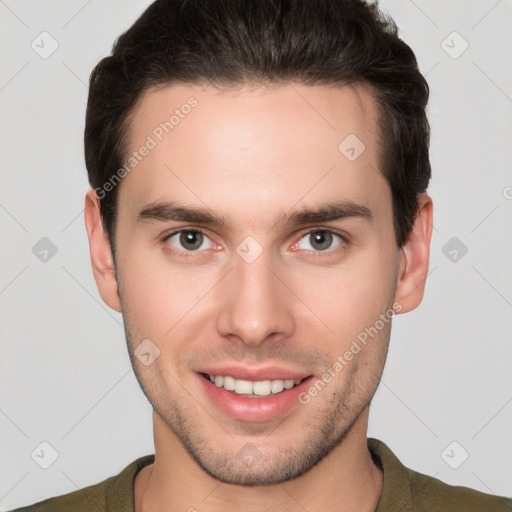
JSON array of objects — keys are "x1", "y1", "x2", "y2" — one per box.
[{"x1": 99, "y1": 82, "x2": 407, "y2": 485}]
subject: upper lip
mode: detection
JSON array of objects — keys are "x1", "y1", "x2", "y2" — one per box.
[{"x1": 197, "y1": 365, "x2": 311, "y2": 382}]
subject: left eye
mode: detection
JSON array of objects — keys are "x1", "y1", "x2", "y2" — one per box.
[
  {"x1": 166, "y1": 230, "x2": 213, "y2": 252},
  {"x1": 296, "y1": 230, "x2": 343, "y2": 252}
]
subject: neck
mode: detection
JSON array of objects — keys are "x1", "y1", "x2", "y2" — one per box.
[{"x1": 135, "y1": 408, "x2": 383, "y2": 512}]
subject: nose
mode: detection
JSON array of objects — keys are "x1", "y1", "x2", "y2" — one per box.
[{"x1": 215, "y1": 253, "x2": 295, "y2": 348}]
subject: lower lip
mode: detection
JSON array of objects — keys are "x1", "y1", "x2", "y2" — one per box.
[{"x1": 198, "y1": 374, "x2": 313, "y2": 423}]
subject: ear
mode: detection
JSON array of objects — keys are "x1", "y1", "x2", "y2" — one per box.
[
  {"x1": 393, "y1": 194, "x2": 433, "y2": 314},
  {"x1": 84, "y1": 188, "x2": 122, "y2": 312}
]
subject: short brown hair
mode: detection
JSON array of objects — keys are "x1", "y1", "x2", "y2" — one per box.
[{"x1": 85, "y1": 0, "x2": 431, "y2": 253}]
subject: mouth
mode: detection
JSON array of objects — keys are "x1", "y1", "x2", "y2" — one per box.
[
  {"x1": 200, "y1": 372, "x2": 306, "y2": 397},
  {"x1": 197, "y1": 370, "x2": 314, "y2": 423}
]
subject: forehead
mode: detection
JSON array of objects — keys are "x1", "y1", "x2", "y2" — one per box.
[{"x1": 119, "y1": 81, "x2": 388, "y2": 226}]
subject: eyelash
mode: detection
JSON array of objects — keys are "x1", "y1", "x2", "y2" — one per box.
[
  {"x1": 163, "y1": 229, "x2": 217, "y2": 257},
  {"x1": 162, "y1": 228, "x2": 346, "y2": 257}
]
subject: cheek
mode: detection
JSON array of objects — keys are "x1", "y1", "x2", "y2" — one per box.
[
  {"x1": 117, "y1": 248, "x2": 217, "y2": 338},
  {"x1": 295, "y1": 250, "x2": 396, "y2": 343}
]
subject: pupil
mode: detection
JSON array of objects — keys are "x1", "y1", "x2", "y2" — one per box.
[
  {"x1": 311, "y1": 231, "x2": 332, "y2": 251},
  {"x1": 180, "y1": 231, "x2": 203, "y2": 250}
]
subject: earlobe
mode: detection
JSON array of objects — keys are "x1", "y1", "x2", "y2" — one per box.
[
  {"x1": 84, "y1": 188, "x2": 122, "y2": 312},
  {"x1": 393, "y1": 194, "x2": 433, "y2": 314}
]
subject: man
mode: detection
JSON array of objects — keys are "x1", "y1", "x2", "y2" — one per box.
[{"x1": 11, "y1": 0, "x2": 511, "y2": 510}]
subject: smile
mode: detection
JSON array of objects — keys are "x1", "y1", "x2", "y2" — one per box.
[{"x1": 202, "y1": 373, "x2": 304, "y2": 397}]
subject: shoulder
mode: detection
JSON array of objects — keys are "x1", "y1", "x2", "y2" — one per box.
[
  {"x1": 8, "y1": 479, "x2": 110, "y2": 512},
  {"x1": 368, "y1": 438, "x2": 512, "y2": 512},
  {"x1": 8, "y1": 455, "x2": 155, "y2": 512},
  {"x1": 405, "y1": 465, "x2": 512, "y2": 511}
]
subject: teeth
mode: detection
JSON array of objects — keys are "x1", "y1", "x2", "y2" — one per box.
[
  {"x1": 283, "y1": 379, "x2": 294, "y2": 389},
  {"x1": 271, "y1": 380, "x2": 284, "y2": 394},
  {"x1": 253, "y1": 380, "x2": 272, "y2": 396},
  {"x1": 234, "y1": 379, "x2": 253, "y2": 394},
  {"x1": 206, "y1": 374, "x2": 304, "y2": 396},
  {"x1": 223, "y1": 375, "x2": 235, "y2": 391}
]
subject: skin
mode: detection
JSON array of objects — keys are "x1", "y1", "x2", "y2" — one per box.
[{"x1": 84, "y1": 82, "x2": 433, "y2": 512}]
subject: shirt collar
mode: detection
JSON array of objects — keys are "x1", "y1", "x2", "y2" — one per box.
[{"x1": 368, "y1": 437, "x2": 414, "y2": 511}]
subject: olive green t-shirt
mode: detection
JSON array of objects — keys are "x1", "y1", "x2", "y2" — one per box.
[{"x1": 10, "y1": 438, "x2": 512, "y2": 511}]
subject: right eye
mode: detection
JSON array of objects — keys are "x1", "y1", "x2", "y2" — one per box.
[{"x1": 164, "y1": 229, "x2": 214, "y2": 253}]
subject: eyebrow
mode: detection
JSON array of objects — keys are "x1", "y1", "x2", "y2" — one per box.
[
  {"x1": 136, "y1": 200, "x2": 372, "y2": 228},
  {"x1": 137, "y1": 201, "x2": 228, "y2": 227},
  {"x1": 284, "y1": 201, "x2": 372, "y2": 226}
]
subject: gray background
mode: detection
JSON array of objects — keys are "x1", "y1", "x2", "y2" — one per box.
[{"x1": 1, "y1": 0, "x2": 511, "y2": 509}]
